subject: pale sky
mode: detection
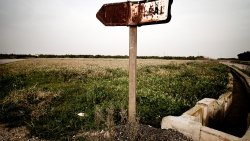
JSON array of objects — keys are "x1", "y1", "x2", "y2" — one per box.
[{"x1": 0, "y1": 0, "x2": 249, "y2": 58}]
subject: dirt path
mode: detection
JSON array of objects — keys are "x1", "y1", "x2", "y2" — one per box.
[
  {"x1": 0, "y1": 59, "x2": 25, "y2": 65},
  {"x1": 220, "y1": 61, "x2": 249, "y2": 72}
]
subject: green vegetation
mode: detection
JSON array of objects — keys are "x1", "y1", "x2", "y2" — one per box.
[{"x1": 0, "y1": 61, "x2": 229, "y2": 140}]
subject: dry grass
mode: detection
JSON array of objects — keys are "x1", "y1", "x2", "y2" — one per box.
[{"x1": 1, "y1": 58, "x2": 200, "y2": 74}]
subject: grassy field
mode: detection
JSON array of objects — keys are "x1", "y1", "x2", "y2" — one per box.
[{"x1": 0, "y1": 58, "x2": 229, "y2": 140}]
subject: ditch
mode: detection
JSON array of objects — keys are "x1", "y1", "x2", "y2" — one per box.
[{"x1": 208, "y1": 72, "x2": 250, "y2": 137}]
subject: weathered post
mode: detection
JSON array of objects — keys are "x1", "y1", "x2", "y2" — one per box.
[{"x1": 128, "y1": 26, "x2": 137, "y2": 123}]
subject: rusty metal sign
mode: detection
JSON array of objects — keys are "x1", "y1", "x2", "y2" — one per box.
[{"x1": 96, "y1": 0, "x2": 173, "y2": 26}]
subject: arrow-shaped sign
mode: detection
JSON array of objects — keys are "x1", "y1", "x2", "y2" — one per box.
[{"x1": 96, "y1": 0, "x2": 173, "y2": 26}]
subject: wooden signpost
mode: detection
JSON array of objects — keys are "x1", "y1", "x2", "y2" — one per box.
[{"x1": 96, "y1": 0, "x2": 173, "y2": 123}]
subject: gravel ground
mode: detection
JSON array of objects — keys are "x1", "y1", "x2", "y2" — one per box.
[
  {"x1": 74, "y1": 124, "x2": 193, "y2": 141},
  {"x1": 0, "y1": 123, "x2": 193, "y2": 141},
  {"x1": 113, "y1": 124, "x2": 193, "y2": 141}
]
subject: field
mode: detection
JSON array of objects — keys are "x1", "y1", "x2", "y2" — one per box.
[{"x1": 0, "y1": 58, "x2": 229, "y2": 140}]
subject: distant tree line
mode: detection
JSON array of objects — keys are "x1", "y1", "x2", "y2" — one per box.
[
  {"x1": 0, "y1": 54, "x2": 128, "y2": 59},
  {"x1": 217, "y1": 58, "x2": 237, "y2": 60},
  {"x1": 237, "y1": 51, "x2": 250, "y2": 61},
  {"x1": 0, "y1": 54, "x2": 37, "y2": 59},
  {"x1": 0, "y1": 54, "x2": 206, "y2": 60},
  {"x1": 137, "y1": 55, "x2": 205, "y2": 60},
  {"x1": 38, "y1": 54, "x2": 129, "y2": 59}
]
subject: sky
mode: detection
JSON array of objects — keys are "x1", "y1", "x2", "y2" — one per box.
[{"x1": 0, "y1": 0, "x2": 249, "y2": 58}]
